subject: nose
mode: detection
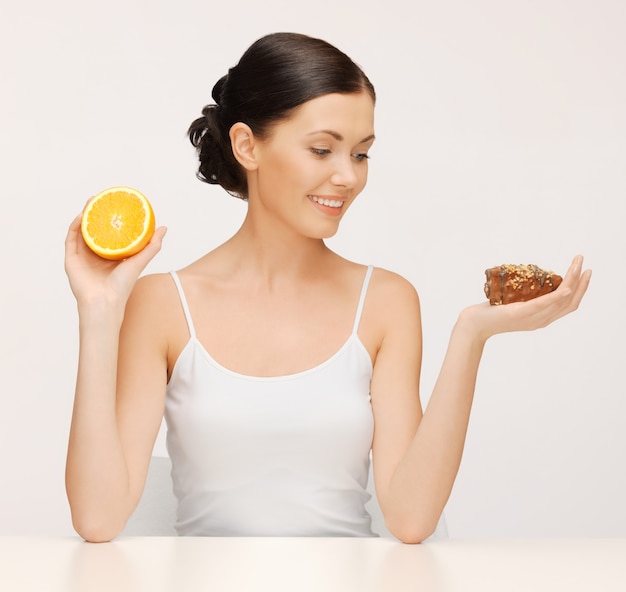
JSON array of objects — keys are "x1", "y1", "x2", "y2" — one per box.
[{"x1": 330, "y1": 154, "x2": 359, "y2": 189}]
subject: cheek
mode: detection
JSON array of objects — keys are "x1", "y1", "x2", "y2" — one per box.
[
  {"x1": 255, "y1": 159, "x2": 313, "y2": 208},
  {"x1": 256, "y1": 154, "x2": 294, "y2": 191},
  {"x1": 355, "y1": 165, "x2": 369, "y2": 193},
  {"x1": 267, "y1": 153, "x2": 308, "y2": 184}
]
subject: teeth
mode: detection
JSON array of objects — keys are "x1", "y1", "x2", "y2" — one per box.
[{"x1": 310, "y1": 196, "x2": 343, "y2": 208}]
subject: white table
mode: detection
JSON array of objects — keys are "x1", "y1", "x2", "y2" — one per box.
[{"x1": 1, "y1": 536, "x2": 624, "y2": 591}]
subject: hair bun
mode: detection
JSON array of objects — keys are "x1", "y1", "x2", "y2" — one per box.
[{"x1": 211, "y1": 74, "x2": 229, "y2": 105}]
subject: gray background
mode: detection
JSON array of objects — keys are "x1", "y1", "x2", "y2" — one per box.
[{"x1": 1, "y1": 0, "x2": 624, "y2": 537}]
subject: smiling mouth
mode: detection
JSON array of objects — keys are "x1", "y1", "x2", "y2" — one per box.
[{"x1": 308, "y1": 195, "x2": 344, "y2": 208}]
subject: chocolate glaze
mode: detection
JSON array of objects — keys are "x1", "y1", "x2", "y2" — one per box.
[{"x1": 484, "y1": 264, "x2": 563, "y2": 305}]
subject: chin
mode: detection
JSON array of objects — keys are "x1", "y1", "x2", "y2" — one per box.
[{"x1": 310, "y1": 223, "x2": 341, "y2": 240}]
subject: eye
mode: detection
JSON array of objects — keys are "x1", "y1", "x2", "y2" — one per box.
[
  {"x1": 352, "y1": 153, "x2": 370, "y2": 162},
  {"x1": 311, "y1": 148, "x2": 331, "y2": 157}
]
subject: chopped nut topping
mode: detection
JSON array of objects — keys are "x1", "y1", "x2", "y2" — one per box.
[{"x1": 484, "y1": 263, "x2": 562, "y2": 305}]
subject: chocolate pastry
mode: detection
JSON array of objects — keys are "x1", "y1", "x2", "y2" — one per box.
[{"x1": 484, "y1": 264, "x2": 562, "y2": 305}]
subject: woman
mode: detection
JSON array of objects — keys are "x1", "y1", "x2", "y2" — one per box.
[{"x1": 64, "y1": 32, "x2": 591, "y2": 543}]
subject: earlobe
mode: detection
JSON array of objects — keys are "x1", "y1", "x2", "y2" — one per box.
[{"x1": 229, "y1": 123, "x2": 258, "y2": 171}]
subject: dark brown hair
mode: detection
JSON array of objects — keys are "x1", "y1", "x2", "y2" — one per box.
[{"x1": 188, "y1": 32, "x2": 376, "y2": 200}]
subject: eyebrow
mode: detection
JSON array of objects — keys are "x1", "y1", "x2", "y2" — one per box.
[{"x1": 307, "y1": 130, "x2": 375, "y2": 144}]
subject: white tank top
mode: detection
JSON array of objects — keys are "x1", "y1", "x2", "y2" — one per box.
[{"x1": 164, "y1": 265, "x2": 376, "y2": 537}]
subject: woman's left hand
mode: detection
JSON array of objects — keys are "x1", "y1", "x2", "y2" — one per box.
[{"x1": 459, "y1": 255, "x2": 592, "y2": 342}]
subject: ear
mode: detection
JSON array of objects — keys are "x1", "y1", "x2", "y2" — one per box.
[{"x1": 229, "y1": 123, "x2": 258, "y2": 171}]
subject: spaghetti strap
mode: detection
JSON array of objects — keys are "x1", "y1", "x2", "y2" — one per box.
[
  {"x1": 352, "y1": 265, "x2": 374, "y2": 335},
  {"x1": 169, "y1": 271, "x2": 197, "y2": 339}
]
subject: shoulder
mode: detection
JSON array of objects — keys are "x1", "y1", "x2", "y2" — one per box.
[
  {"x1": 334, "y1": 254, "x2": 419, "y2": 304},
  {"x1": 134, "y1": 271, "x2": 176, "y2": 291},
  {"x1": 120, "y1": 273, "x2": 189, "y2": 363},
  {"x1": 368, "y1": 266, "x2": 421, "y2": 318},
  {"x1": 358, "y1": 266, "x2": 421, "y2": 361},
  {"x1": 129, "y1": 272, "x2": 178, "y2": 305},
  {"x1": 125, "y1": 272, "x2": 181, "y2": 329}
]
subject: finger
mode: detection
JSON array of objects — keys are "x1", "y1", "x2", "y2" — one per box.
[
  {"x1": 559, "y1": 256, "x2": 590, "y2": 301},
  {"x1": 541, "y1": 259, "x2": 591, "y2": 322},
  {"x1": 570, "y1": 254, "x2": 584, "y2": 279},
  {"x1": 120, "y1": 226, "x2": 168, "y2": 273},
  {"x1": 69, "y1": 196, "x2": 95, "y2": 253},
  {"x1": 566, "y1": 268, "x2": 592, "y2": 313},
  {"x1": 146, "y1": 226, "x2": 167, "y2": 252},
  {"x1": 64, "y1": 214, "x2": 83, "y2": 256},
  {"x1": 68, "y1": 213, "x2": 82, "y2": 231},
  {"x1": 547, "y1": 256, "x2": 584, "y2": 309},
  {"x1": 66, "y1": 214, "x2": 82, "y2": 236},
  {"x1": 558, "y1": 255, "x2": 583, "y2": 292}
]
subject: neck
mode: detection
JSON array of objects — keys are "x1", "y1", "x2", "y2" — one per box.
[{"x1": 222, "y1": 213, "x2": 334, "y2": 286}]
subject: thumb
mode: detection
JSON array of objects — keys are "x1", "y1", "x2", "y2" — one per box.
[
  {"x1": 146, "y1": 226, "x2": 168, "y2": 255},
  {"x1": 122, "y1": 226, "x2": 168, "y2": 272}
]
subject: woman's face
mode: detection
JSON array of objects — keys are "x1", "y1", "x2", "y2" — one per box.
[{"x1": 248, "y1": 91, "x2": 375, "y2": 239}]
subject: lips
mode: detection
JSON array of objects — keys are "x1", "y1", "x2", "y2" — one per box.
[{"x1": 307, "y1": 194, "x2": 346, "y2": 217}]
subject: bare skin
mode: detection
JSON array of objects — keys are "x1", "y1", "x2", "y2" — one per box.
[{"x1": 65, "y1": 92, "x2": 591, "y2": 542}]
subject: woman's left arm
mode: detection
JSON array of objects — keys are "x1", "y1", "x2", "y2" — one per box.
[{"x1": 371, "y1": 256, "x2": 591, "y2": 543}]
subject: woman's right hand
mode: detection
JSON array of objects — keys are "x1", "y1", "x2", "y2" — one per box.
[{"x1": 64, "y1": 213, "x2": 167, "y2": 310}]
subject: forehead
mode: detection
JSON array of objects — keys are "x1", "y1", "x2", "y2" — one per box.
[{"x1": 276, "y1": 92, "x2": 375, "y2": 141}]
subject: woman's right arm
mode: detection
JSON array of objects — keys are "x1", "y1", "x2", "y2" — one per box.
[{"x1": 64, "y1": 214, "x2": 167, "y2": 542}]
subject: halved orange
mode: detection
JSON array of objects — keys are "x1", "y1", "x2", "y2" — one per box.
[{"x1": 80, "y1": 186, "x2": 156, "y2": 260}]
